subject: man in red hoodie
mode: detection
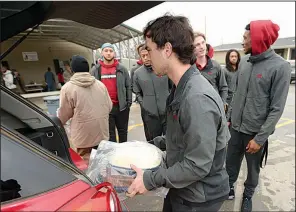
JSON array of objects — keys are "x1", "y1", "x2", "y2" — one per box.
[
  {"x1": 226, "y1": 21, "x2": 291, "y2": 212},
  {"x1": 91, "y1": 43, "x2": 132, "y2": 143}
]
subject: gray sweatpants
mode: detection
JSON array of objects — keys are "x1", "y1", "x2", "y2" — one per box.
[
  {"x1": 162, "y1": 190, "x2": 225, "y2": 212},
  {"x1": 226, "y1": 128, "x2": 264, "y2": 198}
]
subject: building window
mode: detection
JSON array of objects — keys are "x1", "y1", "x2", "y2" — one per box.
[
  {"x1": 274, "y1": 49, "x2": 285, "y2": 58},
  {"x1": 290, "y1": 48, "x2": 295, "y2": 60}
]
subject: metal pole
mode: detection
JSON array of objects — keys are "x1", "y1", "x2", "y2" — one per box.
[
  {"x1": 119, "y1": 41, "x2": 122, "y2": 60},
  {"x1": 128, "y1": 39, "x2": 131, "y2": 70}
]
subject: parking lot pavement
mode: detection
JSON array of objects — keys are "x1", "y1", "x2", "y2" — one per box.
[{"x1": 123, "y1": 84, "x2": 295, "y2": 211}]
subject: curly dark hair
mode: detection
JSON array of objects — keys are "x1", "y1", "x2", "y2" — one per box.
[
  {"x1": 225, "y1": 49, "x2": 241, "y2": 72},
  {"x1": 143, "y1": 13, "x2": 195, "y2": 65}
]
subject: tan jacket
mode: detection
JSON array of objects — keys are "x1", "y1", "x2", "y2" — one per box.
[{"x1": 58, "y1": 72, "x2": 112, "y2": 148}]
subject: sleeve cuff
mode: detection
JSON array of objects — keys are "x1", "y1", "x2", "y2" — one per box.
[
  {"x1": 254, "y1": 135, "x2": 267, "y2": 146},
  {"x1": 143, "y1": 170, "x2": 156, "y2": 191}
]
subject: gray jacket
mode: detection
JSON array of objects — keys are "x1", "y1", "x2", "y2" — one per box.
[
  {"x1": 198, "y1": 58, "x2": 228, "y2": 105},
  {"x1": 90, "y1": 63, "x2": 132, "y2": 111},
  {"x1": 229, "y1": 49, "x2": 291, "y2": 145},
  {"x1": 143, "y1": 66, "x2": 230, "y2": 204},
  {"x1": 130, "y1": 63, "x2": 142, "y2": 91},
  {"x1": 223, "y1": 67, "x2": 238, "y2": 105},
  {"x1": 133, "y1": 65, "x2": 170, "y2": 117}
]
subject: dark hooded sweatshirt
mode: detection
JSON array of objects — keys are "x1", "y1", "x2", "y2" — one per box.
[
  {"x1": 143, "y1": 66, "x2": 230, "y2": 205},
  {"x1": 228, "y1": 20, "x2": 291, "y2": 146},
  {"x1": 130, "y1": 60, "x2": 143, "y2": 91},
  {"x1": 133, "y1": 65, "x2": 170, "y2": 117}
]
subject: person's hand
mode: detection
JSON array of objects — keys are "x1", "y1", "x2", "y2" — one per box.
[
  {"x1": 227, "y1": 122, "x2": 231, "y2": 127},
  {"x1": 224, "y1": 104, "x2": 228, "y2": 112},
  {"x1": 126, "y1": 164, "x2": 148, "y2": 198},
  {"x1": 246, "y1": 139, "x2": 261, "y2": 154}
]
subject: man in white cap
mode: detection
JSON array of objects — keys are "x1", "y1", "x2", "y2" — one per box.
[{"x1": 91, "y1": 43, "x2": 132, "y2": 143}]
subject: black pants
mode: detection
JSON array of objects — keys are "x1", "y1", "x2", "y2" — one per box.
[
  {"x1": 162, "y1": 191, "x2": 224, "y2": 212},
  {"x1": 141, "y1": 108, "x2": 166, "y2": 141},
  {"x1": 226, "y1": 128, "x2": 264, "y2": 198},
  {"x1": 109, "y1": 105, "x2": 130, "y2": 143}
]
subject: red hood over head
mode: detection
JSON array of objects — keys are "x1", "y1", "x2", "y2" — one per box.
[
  {"x1": 206, "y1": 44, "x2": 214, "y2": 58},
  {"x1": 250, "y1": 20, "x2": 280, "y2": 55}
]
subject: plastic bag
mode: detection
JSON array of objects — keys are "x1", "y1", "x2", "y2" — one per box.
[
  {"x1": 86, "y1": 140, "x2": 169, "y2": 201},
  {"x1": 56, "y1": 107, "x2": 71, "y2": 137}
]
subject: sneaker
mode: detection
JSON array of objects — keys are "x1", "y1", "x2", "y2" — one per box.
[
  {"x1": 228, "y1": 186, "x2": 235, "y2": 200},
  {"x1": 241, "y1": 197, "x2": 252, "y2": 212}
]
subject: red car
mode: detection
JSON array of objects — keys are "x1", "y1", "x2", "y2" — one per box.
[{"x1": 0, "y1": 84, "x2": 128, "y2": 211}]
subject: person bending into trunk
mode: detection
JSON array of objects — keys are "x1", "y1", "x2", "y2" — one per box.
[
  {"x1": 58, "y1": 55, "x2": 112, "y2": 164},
  {"x1": 126, "y1": 14, "x2": 230, "y2": 212},
  {"x1": 133, "y1": 44, "x2": 171, "y2": 141},
  {"x1": 91, "y1": 43, "x2": 132, "y2": 143},
  {"x1": 226, "y1": 21, "x2": 291, "y2": 212}
]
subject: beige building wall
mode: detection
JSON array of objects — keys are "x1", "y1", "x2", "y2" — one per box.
[
  {"x1": 283, "y1": 48, "x2": 289, "y2": 60},
  {"x1": 1, "y1": 39, "x2": 93, "y2": 84},
  {"x1": 213, "y1": 51, "x2": 245, "y2": 64},
  {"x1": 214, "y1": 48, "x2": 291, "y2": 64},
  {"x1": 213, "y1": 51, "x2": 227, "y2": 64}
]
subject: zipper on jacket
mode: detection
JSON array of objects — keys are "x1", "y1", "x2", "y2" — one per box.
[{"x1": 238, "y1": 63, "x2": 253, "y2": 132}]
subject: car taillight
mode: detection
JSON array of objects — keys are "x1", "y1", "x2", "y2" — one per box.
[
  {"x1": 94, "y1": 182, "x2": 121, "y2": 212},
  {"x1": 108, "y1": 189, "x2": 118, "y2": 211}
]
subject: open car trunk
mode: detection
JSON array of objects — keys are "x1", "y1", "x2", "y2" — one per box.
[
  {"x1": 1, "y1": 1, "x2": 163, "y2": 42},
  {"x1": 0, "y1": 0, "x2": 163, "y2": 169}
]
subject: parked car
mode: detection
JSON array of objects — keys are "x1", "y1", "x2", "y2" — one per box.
[
  {"x1": 287, "y1": 60, "x2": 295, "y2": 83},
  {"x1": 0, "y1": 85, "x2": 128, "y2": 211}
]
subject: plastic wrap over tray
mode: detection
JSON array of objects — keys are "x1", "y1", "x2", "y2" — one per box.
[{"x1": 86, "y1": 140, "x2": 169, "y2": 201}]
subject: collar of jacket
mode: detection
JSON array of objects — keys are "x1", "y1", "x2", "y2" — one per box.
[
  {"x1": 168, "y1": 65, "x2": 199, "y2": 109},
  {"x1": 97, "y1": 63, "x2": 124, "y2": 73},
  {"x1": 248, "y1": 48, "x2": 275, "y2": 64},
  {"x1": 144, "y1": 65, "x2": 153, "y2": 72},
  {"x1": 196, "y1": 55, "x2": 214, "y2": 71}
]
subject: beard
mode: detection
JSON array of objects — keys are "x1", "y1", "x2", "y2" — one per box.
[
  {"x1": 244, "y1": 48, "x2": 252, "y2": 55},
  {"x1": 103, "y1": 56, "x2": 114, "y2": 62}
]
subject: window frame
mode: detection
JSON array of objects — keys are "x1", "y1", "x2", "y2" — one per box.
[{"x1": 1, "y1": 126, "x2": 94, "y2": 204}]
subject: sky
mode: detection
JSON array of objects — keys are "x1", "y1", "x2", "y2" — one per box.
[{"x1": 124, "y1": 2, "x2": 295, "y2": 47}]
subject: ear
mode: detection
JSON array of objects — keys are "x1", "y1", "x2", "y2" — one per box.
[{"x1": 164, "y1": 42, "x2": 173, "y2": 57}]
